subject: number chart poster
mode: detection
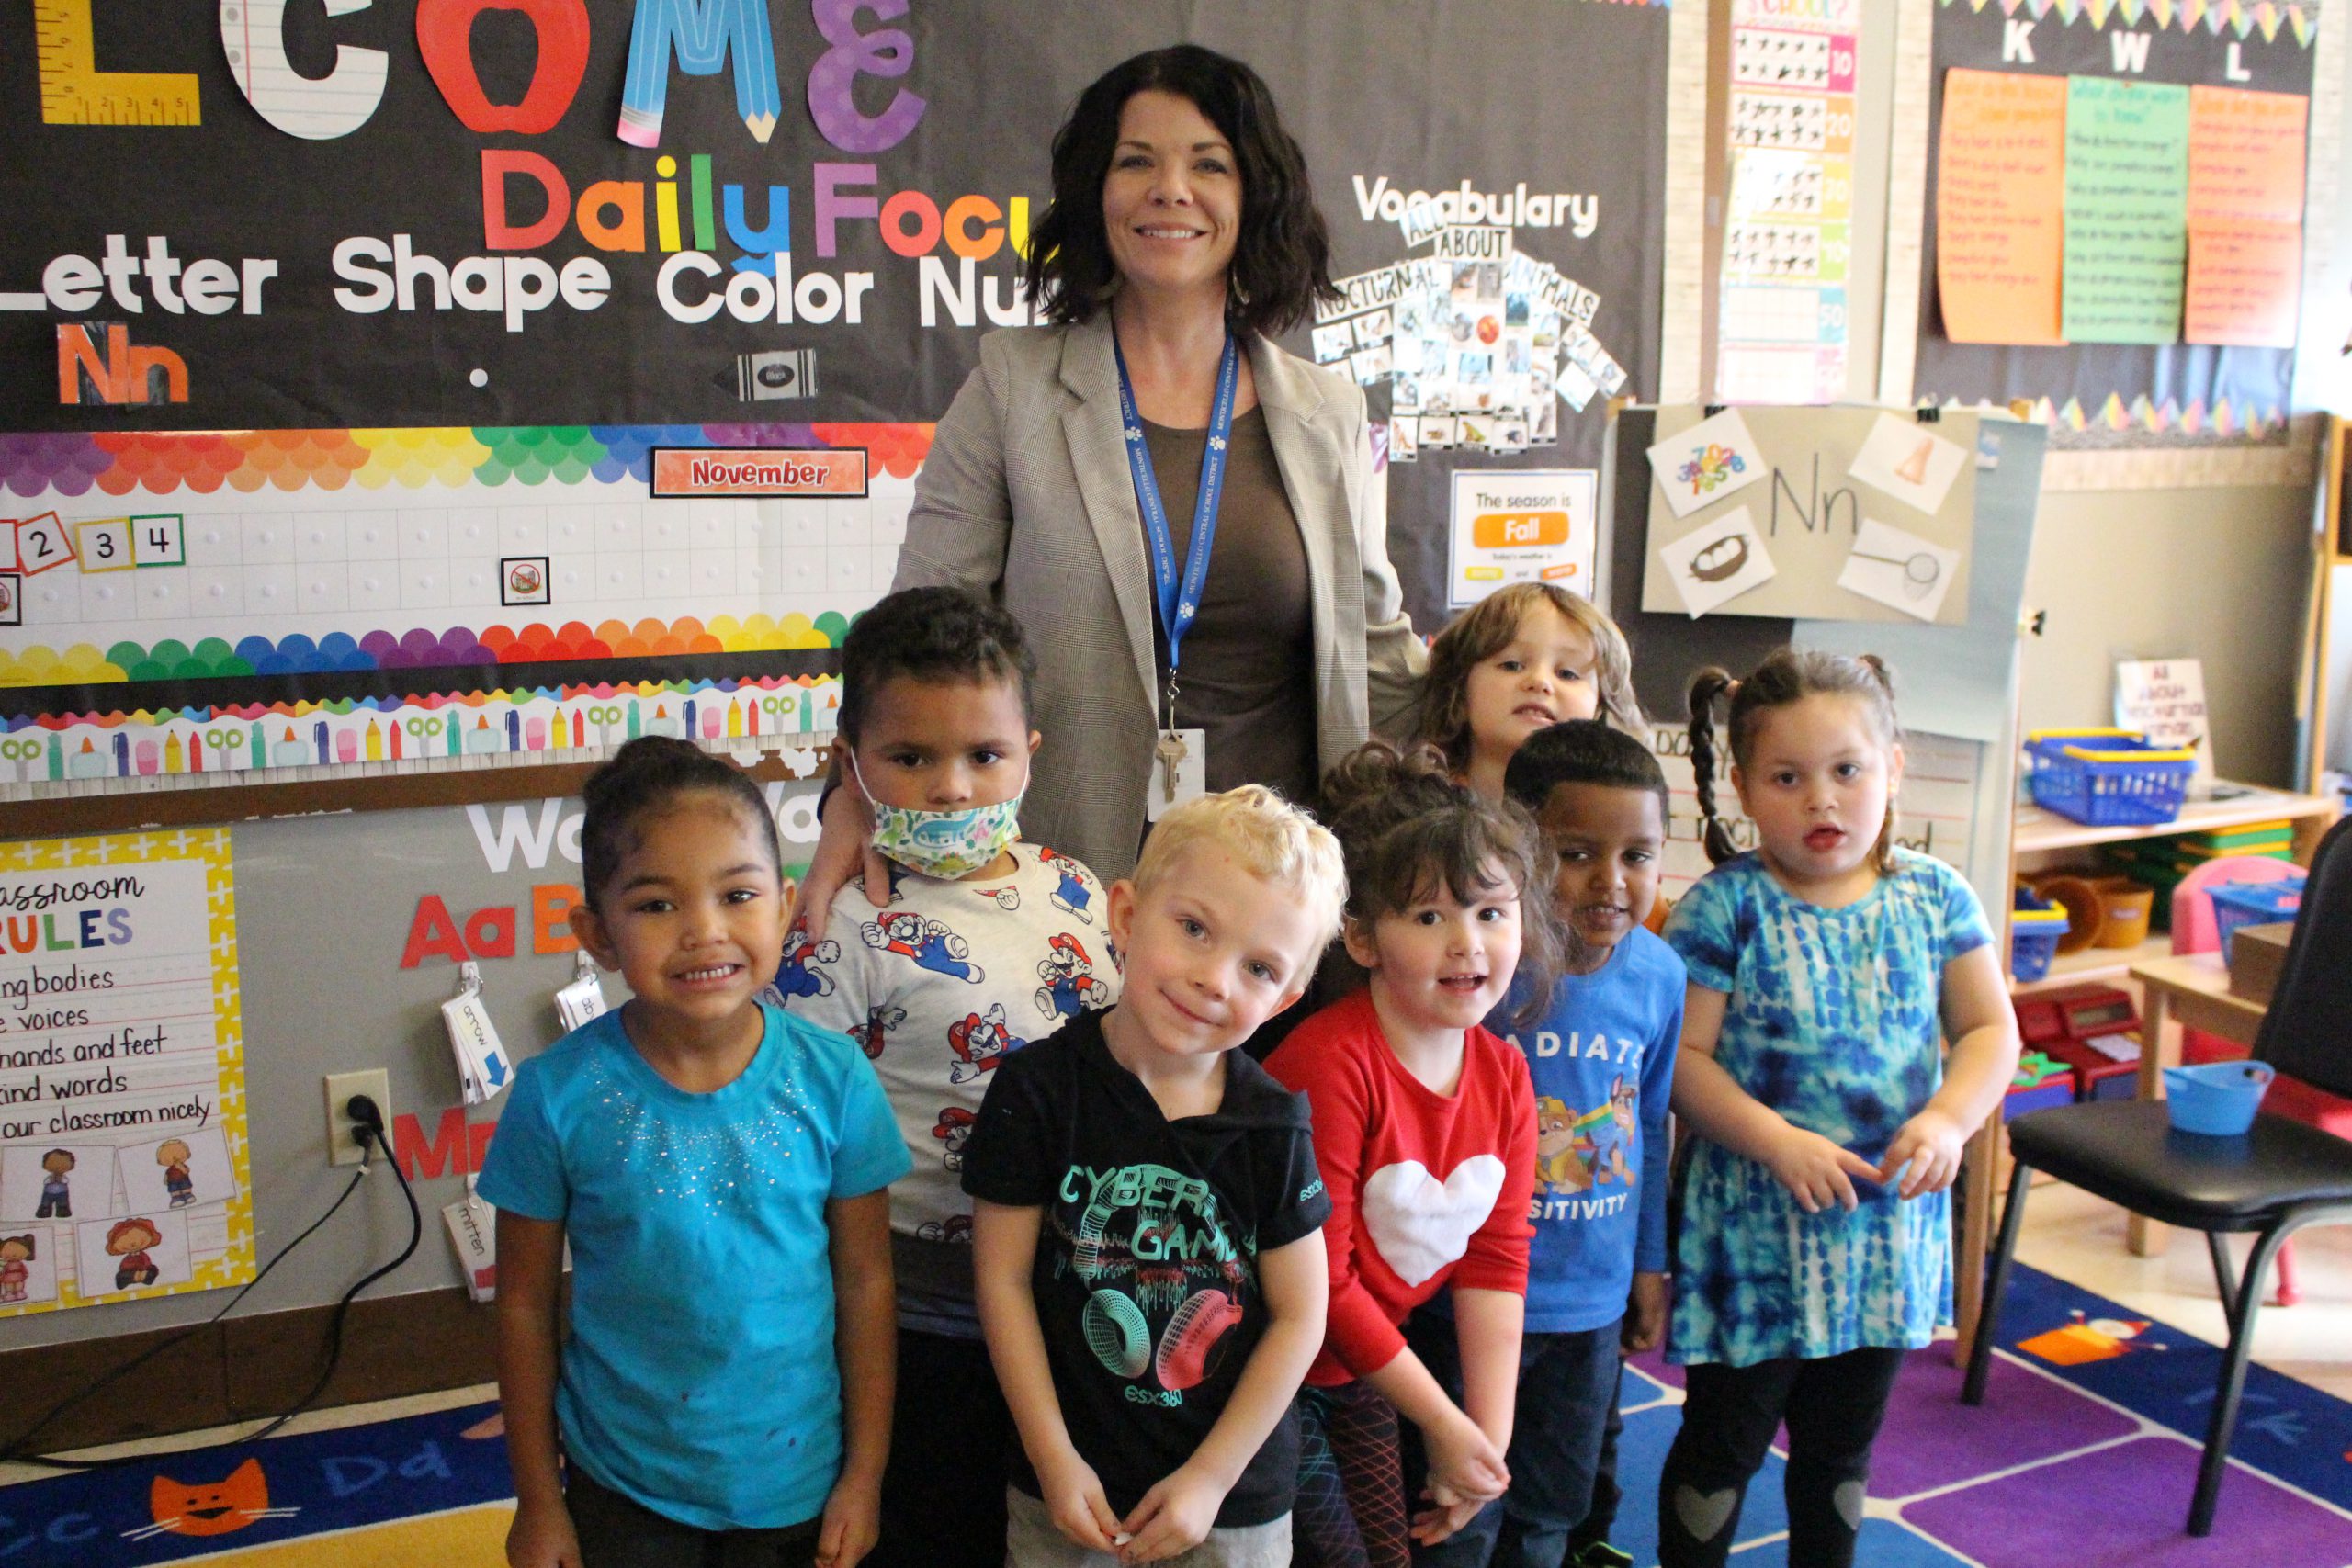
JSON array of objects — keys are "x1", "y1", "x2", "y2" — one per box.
[
  {"x1": 0, "y1": 829, "x2": 252, "y2": 1316},
  {"x1": 1914, "y1": 0, "x2": 2321, "y2": 444}
]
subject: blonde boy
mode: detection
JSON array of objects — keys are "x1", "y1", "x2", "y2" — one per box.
[{"x1": 963, "y1": 788, "x2": 1346, "y2": 1567}]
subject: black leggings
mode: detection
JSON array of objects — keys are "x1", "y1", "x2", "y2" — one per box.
[{"x1": 1656, "y1": 1348, "x2": 1905, "y2": 1568}]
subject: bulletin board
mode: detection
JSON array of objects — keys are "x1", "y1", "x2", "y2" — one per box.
[
  {"x1": 1907, "y1": 0, "x2": 2323, "y2": 444},
  {"x1": 0, "y1": 829, "x2": 252, "y2": 1317},
  {"x1": 1, "y1": 0, "x2": 1678, "y2": 731},
  {"x1": 1603, "y1": 404, "x2": 2048, "y2": 908}
]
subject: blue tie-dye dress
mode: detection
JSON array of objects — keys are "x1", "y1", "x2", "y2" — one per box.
[{"x1": 1661, "y1": 849, "x2": 1992, "y2": 1368}]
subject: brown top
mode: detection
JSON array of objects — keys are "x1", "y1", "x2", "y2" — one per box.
[{"x1": 1141, "y1": 407, "x2": 1319, "y2": 807}]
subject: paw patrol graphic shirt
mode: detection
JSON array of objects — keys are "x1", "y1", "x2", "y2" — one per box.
[
  {"x1": 776, "y1": 845, "x2": 1121, "y2": 1337},
  {"x1": 960, "y1": 1010, "x2": 1330, "y2": 1528},
  {"x1": 1264, "y1": 988, "x2": 1538, "y2": 1387},
  {"x1": 1487, "y1": 925, "x2": 1683, "y2": 1335}
]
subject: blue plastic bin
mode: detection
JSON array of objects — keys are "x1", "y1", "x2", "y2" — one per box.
[
  {"x1": 2163, "y1": 1061, "x2": 2275, "y2": 1136},
  {"x1": 2010, "y1": 886, "x2": 2069, "y2": 983},
  {"x1": 2208, "y1": 876, "x2": 2304, "y2": 955},
  {"x1": 2024, "y1": 729, "x2": 2197, "y2": 827}
]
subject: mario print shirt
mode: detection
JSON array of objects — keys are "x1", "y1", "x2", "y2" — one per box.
[{"x1": 776, "y1": 844, "x2": 1121, "y2": 1335}]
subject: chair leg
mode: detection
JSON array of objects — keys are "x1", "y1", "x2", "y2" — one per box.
[
  {"x1": 2188, "y1": 1222, "x2": 2291, "y2": 1536},
  {"x1": 1962, "y1": 1158, "x2": 2034, "y2": 1405},
  {"x1": 2274, "y1": 1239, "x2": 2301, "y2": 1307},
  {"x1": 2206, "y1": 1230, "x2": 2238, "y2": 1318}
]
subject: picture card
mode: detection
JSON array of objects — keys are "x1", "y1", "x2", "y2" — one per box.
[
  {"x1": 75, "y1": 1206, "x2": 192, "y2": 1298},
  {"x1": 1837, "y1": 518, "x2": 1961, "y2": 623},
  {"x1": 1658, "y1": 505, "x2": 1778, "y2": 617},
  {"x1": 117, "y1": 1127, "x2": 240, "y2": 1214},
  {"x1": 1848, "y1": 413, "x2": 1969, "y2": 514},
  {"x1": 1646, "y1": 409, "x2": 1770, "y2": 518},
  {"x1": 0, "y1": 1143, "x2": 120, "y2": 1223}
]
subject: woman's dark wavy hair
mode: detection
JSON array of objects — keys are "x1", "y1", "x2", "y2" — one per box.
[
  {"x1": 1319, "y1": 740, "x2": 1572, "y2": 1026},
  {"x1": 1025, "y1": 45, "x2": 1339, "y2": 337},
  {"x1": 580, "y1": 737, "x2": 782, "y2": 912}
]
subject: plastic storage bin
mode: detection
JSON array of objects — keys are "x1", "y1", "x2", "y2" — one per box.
[
  {"x1": 2163, "y1": 1061, "x2": 2275, "y2": 1136},
  {"x1": 2024, "y1": 728, "x2": 2197, "y2": 827},
  {"x1": 2010, "y1": 906, "x2": 2069, "y2": 983},
  {"x1": 2209, "y1": 874, "x2": 2304, "y2": 955},
  {"x1": 2092, "y1": 876, "x2": 2154, "y2": 948}
]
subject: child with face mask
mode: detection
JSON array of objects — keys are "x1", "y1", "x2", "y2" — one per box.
[{"x1": 776, "y1": 585, "x2": 1124, "y2": 1568}]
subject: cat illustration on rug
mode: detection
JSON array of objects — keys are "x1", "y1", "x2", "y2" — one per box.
[{"x1": 121, "y1": 1458, "x2": 300, "y2": 1541}]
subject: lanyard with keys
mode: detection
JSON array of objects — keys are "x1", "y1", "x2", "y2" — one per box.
[{"x1": 1114, "y1": 330, "x2": 1238, "y2": 807}]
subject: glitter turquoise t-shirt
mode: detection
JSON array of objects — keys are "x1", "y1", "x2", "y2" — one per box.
[
  {"x1": 1661, "y1": 849, "x2": 1991, "y2": 1368},
  {"x1": 477, "y1": 1001, "x2": 910, "y2": 1530}
]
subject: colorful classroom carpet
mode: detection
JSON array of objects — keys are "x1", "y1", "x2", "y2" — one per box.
[{"x1": 5, "y1": 1263, "x2": 2348, "y2": 1565}]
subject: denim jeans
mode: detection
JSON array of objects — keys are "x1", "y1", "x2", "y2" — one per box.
[{"x1": 1402, "y1": 1310, "x2": 1623, "y2": 1568}]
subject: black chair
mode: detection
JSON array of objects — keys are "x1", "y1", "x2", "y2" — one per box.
[{"x1": 1963, "y1": 810, "x2": 2352, "y2": 1537}]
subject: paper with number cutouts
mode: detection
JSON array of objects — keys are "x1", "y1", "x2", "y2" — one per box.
[
  {"x1": 1838, "y1": 519, "x2": 1961, "y2": 624},
  {"x1": 2061, "y1": 77, "x2": 2189, "y2": 344},
  {"x1": 1848, "y1": 414, "x2": 1968, "y2": 514},
  {"x1": 1645, "y1": 409, "x2": 1770, "y2": 519},
  {"x1": 1936, "y1": 70, "x2": 2067, "y2": 346},
  {"x1": 1658, "y1": 505, "x2": 1777, "y2": 618}
]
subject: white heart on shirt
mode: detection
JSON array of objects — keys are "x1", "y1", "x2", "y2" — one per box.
[{"x1": 1361, "y1": 1156, "x2": 1508, "y2": 1287}]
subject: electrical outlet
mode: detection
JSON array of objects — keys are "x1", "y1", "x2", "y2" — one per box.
[{"x1": 324, "y1": 1070, "x2": 391, "y2": 1167}]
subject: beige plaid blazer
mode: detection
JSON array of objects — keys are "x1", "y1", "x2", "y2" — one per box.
[{"x1": 894, "y1": 314, "x2": 1426, "y2": 881}]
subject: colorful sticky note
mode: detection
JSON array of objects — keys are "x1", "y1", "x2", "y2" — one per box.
[
  {"x1": 1936, "y1": 69, "x2": 2067, "y2": 346},
  {"x1": 2062, "y1": 76, "x2": 2189, "y2": 345}
]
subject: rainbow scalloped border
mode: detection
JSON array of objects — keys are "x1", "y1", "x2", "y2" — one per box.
[
  {"x1": 1937, "y1": 0, "x2": 2320, "y2": 46},
  {"x1": 0, "y1": 423, "x2": 933, "y2": 500}
]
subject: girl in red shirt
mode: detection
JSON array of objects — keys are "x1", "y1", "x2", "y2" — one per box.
[{"x1": 1267, "y1": 743, "x2": 1565, "y2": 1568}]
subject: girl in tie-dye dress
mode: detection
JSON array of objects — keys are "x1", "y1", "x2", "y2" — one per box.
[{"x1": 1656, "y1": 650, "x2": 2019, "y2": 1568}]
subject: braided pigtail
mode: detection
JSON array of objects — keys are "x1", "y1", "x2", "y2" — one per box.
[
  {"x1": 1857, "y1": 653, "x2": 1903, "y2": 874},
  {"x1": 1686, "y1": 667, "x2": 1740, "y2": 867}
]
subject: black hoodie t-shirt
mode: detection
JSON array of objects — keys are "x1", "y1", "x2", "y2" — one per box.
[{"x1": 961, "y1": 1009, "x2": 1331, "y2": 1527}]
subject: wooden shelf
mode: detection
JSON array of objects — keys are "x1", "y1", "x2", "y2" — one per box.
[
  {"x1": 2012, "y1": 781, "x2": 2337, "y2": 855},
  {"x1": 2010, "y1": 933, "x2": 2170, "y2": 996}
]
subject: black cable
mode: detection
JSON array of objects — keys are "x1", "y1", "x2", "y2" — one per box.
[
  {"x1": 2, "y1": 1100, "x2": 425, "y2": 1469},
  {"x1": 237, "y1": 1111, "x2": 424, "y2": 1446},
  {"x1": 0, "y1": 1164, "x2": 370, "y2": 1469}
]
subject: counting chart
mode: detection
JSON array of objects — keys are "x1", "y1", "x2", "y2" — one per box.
[
  {"x1": 1734, "y1": 28, "x2": 1835, "y2": 92},
  {"x1": 1731, "y1": 91, "x2": 1842, "y2": 153},
  {"x1": 6, "y1": 485, "x2": 913, "y2": 649}
]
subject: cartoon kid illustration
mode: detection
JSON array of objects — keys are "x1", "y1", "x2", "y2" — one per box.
[
  {"x1": 156, "y1": 1139, "x2": 196, "y2": 1208},
  {"x1": 972, "y1": 885, "x2": 1022, "y2": 911},
  {"x1": 1035, "y1": 846, "x2": 1094, "y2": 924},
  {"x1": 773, "y1": 933, "x2": 842, "y2": 1000},
  {"x1": 848, "y1": 1004, "x2": 906, "y2": 1060},
  {"x1": 915, "y1": 1213, "x2": 973, "y2": 1245},
  {"x1": 0, "y1": 1235, "x2": 33, "y2": 1303},
  {"x1": 35, "y1": 1150, "x2": 74, "y2": 1219},
  {"x1": 108, "y1": 1217, "x2": 163, "y2": 1291},
  {"x1": 932, "y1": 1107, "x2": 977, "y2": 1171},
  {"x1": 862, "y1": 910, "x2": 984, "y2": 984},
  {"x1": 1034, "y1": 932, "x2": 1111, "y2": 1021},
  {"x1": 945, "y1": 1005, "x2": 1027, "y2": 1086},
  {"x1": 1579, "y1": 1075, "x2": 1639, "y2": 1188},
  {"x1": 1533, "y1": 1096, "x2": 1592, "y2": 1195}
]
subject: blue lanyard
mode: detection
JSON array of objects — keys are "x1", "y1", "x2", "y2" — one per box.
[{"x1": 1114, "y1": 331, "x2": 1239, "y2": 690}]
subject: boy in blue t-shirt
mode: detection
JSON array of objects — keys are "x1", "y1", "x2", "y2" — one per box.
[{"x1": 1409, "y1": 720, "x2": 1683, "y2": 1568}]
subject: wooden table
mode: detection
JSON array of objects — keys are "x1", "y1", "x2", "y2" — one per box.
[{"x1": 2124, "y1": 951, "x2": 2270, "y2": 1254}]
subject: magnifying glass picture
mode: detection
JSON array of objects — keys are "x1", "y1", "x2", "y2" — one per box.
[{"x1": 1849, "y1": 549, "x2": 1941, "y2": 600}]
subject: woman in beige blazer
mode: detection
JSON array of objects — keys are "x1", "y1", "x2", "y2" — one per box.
[{"x1": 798, "y1": 44, "x2": 1423, "y2": 906}]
